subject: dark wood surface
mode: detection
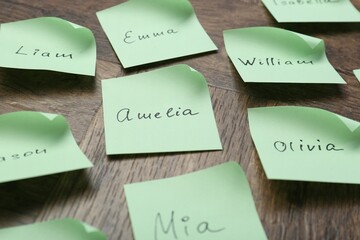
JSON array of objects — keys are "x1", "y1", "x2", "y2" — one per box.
[{"x1": 1, "y1": 0, "x2": 360, "y2": 239}]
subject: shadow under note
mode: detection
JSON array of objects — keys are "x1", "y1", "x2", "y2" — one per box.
[
  {"x1": 0, "y1": 67, "x2": 95, "y2": 96},
  {"x1": 267, "y1": 179, "x2": 360, "y2": 209},
  {"x1": 122, "y1": 51, "x2": 218, "y2": 75},
  {"x1": 275, "y1": 22, "x2": 360, "y2": 35},
  {"x1": 107, "y1": 149, "x2": 209, "y2": 162},
  {"x1": 0, "y1": 170, "x2": 91, "y2": 227},
  {"x1": 243, "y1": 82, "x2": 343, "y2": 103}
]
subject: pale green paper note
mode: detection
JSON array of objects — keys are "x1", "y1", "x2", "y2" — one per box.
[
  {"x1": 124, "y1": 161, "x2": 267, "y2": 240},
  {"x1": 354, "y1": 69, "x2": 360, "y2": 81},
  {"x1": 0, "y1": 219, "x2": 107, "y2": 240},
  {"x1": 96, "y1": 0, "x2": 217, "y2": 68},
  {"x1": 0, "y1": 17, "x2": 96, "y2": 76},
  {"x1": 262, "y1": 0, "x2": 360, "y2": 22},
  {"x1": 0, "y1": 111, "x2": 93, "y2": 183},
  {"x1": 248, "y1": 106, "x2": 360, "y2": 184},
  {"x1": 102, "y1": 64, "x2": 222, "y2": 155},
  {"x1": 224, "y1": 27, "x2": 345, "y2": 84}
]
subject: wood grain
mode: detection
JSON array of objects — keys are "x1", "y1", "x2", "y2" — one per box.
[{"x1": 0, "y1": 0, "x2": 360, "y2": 239}]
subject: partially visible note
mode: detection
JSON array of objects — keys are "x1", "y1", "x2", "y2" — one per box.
[
  {"x1": 248, "y1": 106, "x2": 360, "y2": 184},
  {"x1": 0, "y1": 111, "x2": 93, "y2": 183},
  {"x1": 262, "y1": 0, "x2": 360, "y2": 22},
  {"x1": 102, "y1": 64, "x2": 222, "y2": 155},
  {"x1": 124, "y1": 161, "x2": 267, "y2": 240},
  {"x1": 224, "y1": 27, "x2": 345, "y2": 84},
  {"x1": 0, "y1": 219, "x2": 107, "y2": 240},
  {"x1": 96, "y1": 0, "x2": 217, "y2": 68},
  {"x1": 354, "y1": 69, "x2": 360, "y2": 82},
  {"x1": 0, "y1": 17, "x2": 96, "y2": 76}
]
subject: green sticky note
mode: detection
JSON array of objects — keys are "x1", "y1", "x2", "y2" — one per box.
[
  {"x1": 354, "y1": 69, "x2": 360, "y2": 82},
  {"x1": 0, "y1": 17, "x2": 96, "y2": 76},
  {"x1": 102, "y1": 64, "x2": 222, "y2": 155},
  {"x1": 262, "y1": 0, "x2": 360, "y2": 22},
  {"x1": 96, "y1": 0, "x2": 217, "y2": 68},
  {"x1": 0, "y1": 219, "x2": 107, "y2": 240},
  {"x1": 224, "y1": 27, "x2": 345, "y2": 84},
  {"x1": 0, "y1": 111, "x2": 93, "y2": 183},
  {"x1": 248, "y1": 106, "x2": 360, "y2": 184},
  {"x1": 124, "y1": 161, "x2": 267, "y2": 240}
]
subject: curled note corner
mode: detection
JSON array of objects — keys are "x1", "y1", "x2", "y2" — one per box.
[
  {"x1": 335, "y1": 114, "x2": 360, "y2": 133},
  {"x1": 39, "y1": 111, "x2": 61, "y2": 121},
  {"x1": 178, "y1": 64, "x2": 210, "y2": 91},
  {"x1": 301, "y1": 107, "x2": 360, "y2": 133},
  {"x1": 65, "y1": 19, "x2": 86, "y2": 30},
  {"x1": 9, "y1": 111, "x2": 70, "y2": 130},
  {"x1": 39, "y1": 17, "x2": 83, "y2": 29},
  {"x1": 292, "y1": 30, "x2": 323, "y2": 50},
  {"x1": 0, "y1": 219, "x2": 107, "y2": 240},
  {"x1": 267, "y1": 27, "x2": 324, "y2": 57},
  {"x1": 177, "y1": 64, "x2": 202, "y2": 77},
  {"x1": 168, "y1": 64, "x2": 201, "y2": 77},
  {"x1": 39, "y1": 17, "x2": 96, "y2": 48},
  {"x1": 224, "y1": 26, "x2": 324, "y2": 57},
  {"x1": 186, "y1": 64, "x2": 198, "y2": 73},
  {"x1": 76, "y1": 220, "x2": 108, "y2": 239},
  {"x1": 291, "y1": 30, "x2": 326, "y2": 61}
]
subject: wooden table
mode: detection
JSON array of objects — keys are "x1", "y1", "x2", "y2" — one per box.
[{"x1": 1, "y1": 0, "x2": 360, "y2": 239}]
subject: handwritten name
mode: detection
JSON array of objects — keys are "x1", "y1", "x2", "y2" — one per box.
[
  {"x1": 16, "y1": 46, "x2": 73, "y2": 59},
  {"x1": 123, "y1": 29, "x2": 179, "y2": 44},
  {"x1": 116, "y1": 107, "x2": 199, "y2": 123},
  {"x1": 273, "y1": 0, "x2": 337, "y2": 5},
  {"x1": 0, "y1": 149, "x2": 47, "y2": 162},
  {"x1": 154, "y1": 211, "x2": 225, "y2": 240},
  {"x1": 273, "y1": 140, "x2": 344, "y2": 152},
  {"x1": 238, "y1": 57, "x2": 314, "y2": 66}
]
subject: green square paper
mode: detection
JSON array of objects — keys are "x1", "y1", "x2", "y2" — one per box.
[
  {"x1": 124, "y1": 162, "x2": 267, "y2": 240},
  {"x1": 262, "y1": 0, "x2": 360, "y2": 22},
  {"x1": 0, "y1": 17, "x2": 96, "y2": 76},
  {"x1": 248, "y1": 106, "x2": 360, "y2": 184},
  {"x1": 0, "y1": 111, "x2": 93, "y2": 183},
  {"x1": 97, "y1": 0, "x2": 217, "y2": 68},
  {"x1": 102, "y1": 64, "x2": 222, "y2": 155},
  {"x1": 224, "y1": 27, "x2": 345, "y2": 84}
]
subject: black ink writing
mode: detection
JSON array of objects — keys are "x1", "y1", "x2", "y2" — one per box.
[
  {"x1": 166, "y1": 107, "x2": 199, "y2": 118},
  {"x1": 16, "y1": 46, "x2": 73, "y2": 59},
  {"x1": 155, "y1": 211, "x2": 178, "y2": 240},
  {"x1": 238, "y1": 57, "x2": 314, "y2": 66},
  {"x1": 273, "y1": 0, "x2": 338, "y2": 5},
  {"x1": 0, "y1": 149, "x2": 47, "y2": 163},
  {"x1": 273, "y1": 139, "x2": 344, "y2": 152},
  {"x1": 154, "y1": 211, "x2": 225, "y2": 240},
  {"x1": 116, "y1": 107, "x2": 199, "y2": 123},
  {"x1": 117, "y1": 108, "x2": 134, "y2": 122},
  {"x1": 123, "y1": 29, "x2": 179, "y2": 44}
]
